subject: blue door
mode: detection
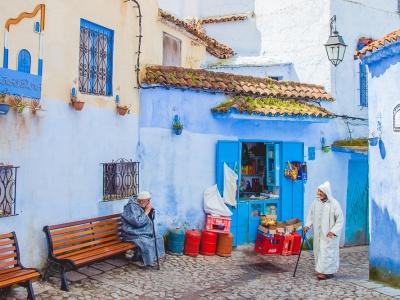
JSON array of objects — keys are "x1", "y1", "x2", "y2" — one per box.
[
  {"x1": 345, "y1": 158, "x2": 369, "y2": 246},
  {"x1": 281, "y1": 142, "x2": 304, "y2": 221},
  {"x1": 216, "y1": 140, "x2": 239, "y2": 245}
]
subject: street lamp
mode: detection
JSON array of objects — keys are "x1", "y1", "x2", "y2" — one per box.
[{"x1": 325, "y1": 15, "x2": 347, "y2": 67}]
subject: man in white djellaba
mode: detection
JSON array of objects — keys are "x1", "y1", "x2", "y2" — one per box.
[{"x1": 304, "y1": 181, "x2": 344, "y2": 280}]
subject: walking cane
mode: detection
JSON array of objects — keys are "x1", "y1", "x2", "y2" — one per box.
[
  {"x1": 149, "y1": 208, "x2": 160, "y2": 270},
  {"x1": 293, "y1": 230, "x2": 307, "y2": 277}
]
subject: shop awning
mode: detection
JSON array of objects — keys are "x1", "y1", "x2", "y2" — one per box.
[{"x1": 211, "y1": 96, "x2": 333, "y2": 123}]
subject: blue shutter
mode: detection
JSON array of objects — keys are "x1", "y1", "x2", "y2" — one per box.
[
  {"x1": 360, "y1": 63, "x2": 368, "y2": 107},
  {"x1": 281, "y1": 142, "x2": 304, "y2": 221},
  {"x1": 17, "y1": 49, "x2": 31, "y2": 74},
  {"x1": 216, "y1": 140, "x2": 239, "y2": 245}
]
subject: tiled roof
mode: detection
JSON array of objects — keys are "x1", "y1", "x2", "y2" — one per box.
[
  {"x1": 198, "y1": 14, "x2": 248, "y2": 25},
  {"x1": 141, "y1": 65, "x2": 334, "y2": 102},
  {"x1": 355, "y1": 29, "x2": 400, "y2": 58},
  {"x1": 212, "y1": 96, "x2": 333, "y2": 118},
  {"x1": 159, "y1": 9, "x2": 234, "y2": 59}
]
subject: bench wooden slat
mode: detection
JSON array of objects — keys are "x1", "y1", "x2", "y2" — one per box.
[
  {"x1": 0, "y1": 253, "x2": 16, "y2": 261},
  {"x1": 73, "y1": 244, "x2": 134, "y2": 266},
  {"x1": 56, "y1": 240, "x2": 124, "y2": 259},
  {"x1": 0, "y1": 246, "x2": 16, "y2": 255},
  {"x1": 0, "y1": 268, "x2": 38, "y2": 281},
  {"x1": 53, "y1": 235, "x2": 121, "y2": 255},
  {"x1": 0, "y1": 233, "x2": 13, "y2": 240},
  {"x1": 0, "y1": 259, "x2": 17, "y2": 269},
  {"x1": 47, "y1": 214, "x2": 121, "y2": 230},
  {"x1": 53, "y1": 229, "x2": 120, "y2": 249},
  {"x1": 61, "y1": 242, "x2": 133, "y2": 262},
  {"x1": 0, "y1": 270, "x2": 40, "y2": 288},
  {"x1": 49, "y1": 219, "x2": 121, "y2": 236},
  {"x1": 0, "y1": 239, "x2": 14, "y2": 247},
  {"x1": 52, "y1": 223, "x2": 120, "y2": 242},
  {"x1": 0, "y1": 267, "x2": 21, "y2": 275}
]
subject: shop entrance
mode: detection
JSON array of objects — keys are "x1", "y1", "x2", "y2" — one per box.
[{"x1": 216, "y1": 140, "x2": 305, "y2": 246}]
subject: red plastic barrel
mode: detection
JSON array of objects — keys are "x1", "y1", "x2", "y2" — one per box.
[
  {"x1": 200, "y1": 230, "x2": 217, "y2": 256},
  {"x1": 184, "y1": 230, "x2": 201, "y2": 257}
]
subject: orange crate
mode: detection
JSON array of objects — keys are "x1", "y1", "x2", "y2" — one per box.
[{"x1": 205, "y1": 215, "x2": 231, "y2": 233}]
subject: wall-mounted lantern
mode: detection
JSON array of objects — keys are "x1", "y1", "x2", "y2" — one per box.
[{"x1": 325, "y1": 15, "x2": 347, "y2": 67}]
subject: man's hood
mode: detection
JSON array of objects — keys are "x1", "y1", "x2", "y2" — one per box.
[{"x1": 318, "y1": 181, "x2": 334, "y2": 202}]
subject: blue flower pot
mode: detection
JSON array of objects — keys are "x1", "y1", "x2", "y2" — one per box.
[
  {"x1": 0, "y1": 103, "x2": 10, "y2": 115},
  {"x1": 173, "y1": 127, "x2": 183, "y2": 135},
  {"x1": 368, "y1": 137, "x2": 379, "y2": 146},
  {"x1": 379, "y1": 139, "x2": 386, "y2": 160}
]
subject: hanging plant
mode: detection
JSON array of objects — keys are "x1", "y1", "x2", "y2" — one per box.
[
  {"x1": 9, "y1": 96, "x2": 27, "y2": 113},
  {"x1": 0, "y1": 93, "x2": 10, "y2": 115},
  {"x1": 70, "y1": 96, "x2": 85, "y2": 111},
  {"x1": 116, "y1": 104, "x2": 130, "y2": 116},
  {"x1": 172, "y1": 115, "x2": 183, "y2": 135}
]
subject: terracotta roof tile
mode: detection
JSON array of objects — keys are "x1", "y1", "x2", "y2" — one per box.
[
  {"x1": 159, "y1": 9, "x2": 234, "y2": 59},
  {"x1": 141, "y1": 65, "x2": 334, "y2": 102},
  {"x1": 212, "y1": 96, "x2": 333, "y2": 118},
  {"x1": 197, "y1": 14, "x2": 248, "y2": 25},
  {"x1": 355, "y1": 29, "x2": 400, "y2": 58}
]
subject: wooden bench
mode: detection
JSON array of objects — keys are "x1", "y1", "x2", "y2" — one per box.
[
  {"x1": 43, "y1": 214, "x2": 135, "y2": 291},
  {"x1": 0, "y1": 232, "x2": 40, "y2": 300}
]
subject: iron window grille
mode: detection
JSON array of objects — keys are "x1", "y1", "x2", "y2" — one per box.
[
  {"x1": 359, "y1": 63, "x2": 368, "y2": 107},
  {"x1": 79, "y1": 19, "x2": 114, "y2": 96},
  {"x1": 0, "y1": 165, "x2": 18, "y2": 218},
  {"x1": 102, "y1": 159, "x2": 139, "y2": 201}
]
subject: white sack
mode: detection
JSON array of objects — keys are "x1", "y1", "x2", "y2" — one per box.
[
  {"x1": 203, "y1": 185, "x2": 232, "y2": 216},
  {"x1": 223, "y1": 163, "x2": 238, "y2": 207}
]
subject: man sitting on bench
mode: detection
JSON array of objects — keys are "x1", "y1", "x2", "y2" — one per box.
[{"x1": 121, "y1": 191, "x2": 165, "y2": 268}]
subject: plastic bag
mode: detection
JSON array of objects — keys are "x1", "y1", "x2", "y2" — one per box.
[
  {"x1": 223, "y1": 163, "x2": 238, "y2": 207},
  {"x1": 203, "y1": 185, "x2": 232, "y2": 216}
]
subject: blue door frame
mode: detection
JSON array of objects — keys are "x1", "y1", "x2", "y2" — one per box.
[{"x1": 216, "y1": 139, "x2": 305, "y2": 246}]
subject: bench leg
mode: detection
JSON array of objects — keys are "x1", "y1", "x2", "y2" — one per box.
[
  {"x1": 26, "y1": 280, "x2": 36, "y2": 300},
  {"x1": 60, "y1": 266, "x2": 69, "y2": 292}
]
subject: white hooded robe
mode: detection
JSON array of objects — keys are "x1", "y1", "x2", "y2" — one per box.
[{"x1": 305, "y1": 181, "x2": 344, "y2": 274}]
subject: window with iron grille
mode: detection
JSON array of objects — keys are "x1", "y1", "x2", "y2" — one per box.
[
  {"x1": 102, "y1": 160, "x2": 139, "y2": 201},
  {"x1": 79, "y1": 19, "x2": 114, "y2": 96},
  {"x1": 0, "y1": 166, "x2": 18, "y2": 218},
  {"x1": 359, "y1": 63, "x2": 368, "y2": 107}
]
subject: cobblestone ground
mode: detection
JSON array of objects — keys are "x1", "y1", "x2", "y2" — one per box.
[{"x1": 4, "y1": 246, "x2": 400, "y2": 299}]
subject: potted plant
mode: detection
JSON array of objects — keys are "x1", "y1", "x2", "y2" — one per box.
[
  {"x1": 0, "y1": 93, "x2": 10, "y2": 115},
  {"x1": 29, "y1": 100, "x2": 42, "y2": 114},
  {"x1": 71, "y1": 95, "x2": 85, "y2": 111},
  {"x1": 116, "y1": 104, "x2": 130, "y2": 116},
  {"x1": 9, "y1": 96, "x2": 27, "y2": 113},
  {"x1": 368, "y1": 132, "x2": 379, "y2": 146},
  {"x1": 172, "y1": 115, "x2": 183, "y2": 135}
]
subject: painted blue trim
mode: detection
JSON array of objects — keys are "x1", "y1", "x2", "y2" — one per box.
[
  {"x1": 17, "y1": 49, "x2": 31, "y2": 74},
  {"x1": 0, "y1": 67, "x2": 42, "y2": 99},
  {"x1": 80, "y1": 18, "x2": 114, "y2": 96},
  {"x1": 38, "y1": 59, "x2": 43, "y2": 76},
  {"x1": 331, "y1": 145, "x2": 368, "y2": 155},
  {"x1": 359, "y1": 63, "x2": 368, "y2": 107},
  {"x1": 3, "y1": 48, "x2": 8, "y2": 69},
  {"x1": 213, "y1": 111, "x2": 331, "y2": 123}
]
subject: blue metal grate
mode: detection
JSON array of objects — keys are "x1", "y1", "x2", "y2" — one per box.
[
  {"x1": 79, "y1": 19, "x2": 114, "y2": 96},
  {"x1": 359, "y1": 63, "x2": 368, "y2": 107}
]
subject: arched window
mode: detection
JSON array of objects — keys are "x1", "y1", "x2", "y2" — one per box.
[{"x1": 17, "y1": 49, "x2": 31, "y2": 74}]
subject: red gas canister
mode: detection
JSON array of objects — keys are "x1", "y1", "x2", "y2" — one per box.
[
  {"x1": 291, "y1": 231, "x2": 302, "y2": 255},
  {"x1": 217, "y1": 233, "x2": 233, "y2": 257},
  {"x1": 200, "y1": 230, "x2": 217, "y2": 256},
  {"x1": 184, "y1": 230, "x2": 201, "y2": 257}
]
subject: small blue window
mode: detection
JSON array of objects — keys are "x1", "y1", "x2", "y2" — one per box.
[
  {"x1": 79, "y1": 19, "x2": 114, "y2": 96},
  {"x1": 360, "y1": 63, "x2": 368, "y2": 107},
  {"x1": 18, "y1": 49, "x2": 31, "y2": 74}
]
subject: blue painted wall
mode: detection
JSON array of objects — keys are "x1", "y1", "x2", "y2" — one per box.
[
  {"x1": 139, "y1": 87, "x2": 352, "y2": 244},
  {"x1": 364, "y1": 43, "x2": 400, "y2": 287},
  {"x1": 0, "y1": 99, "x2": 139, "y2": 268}
]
